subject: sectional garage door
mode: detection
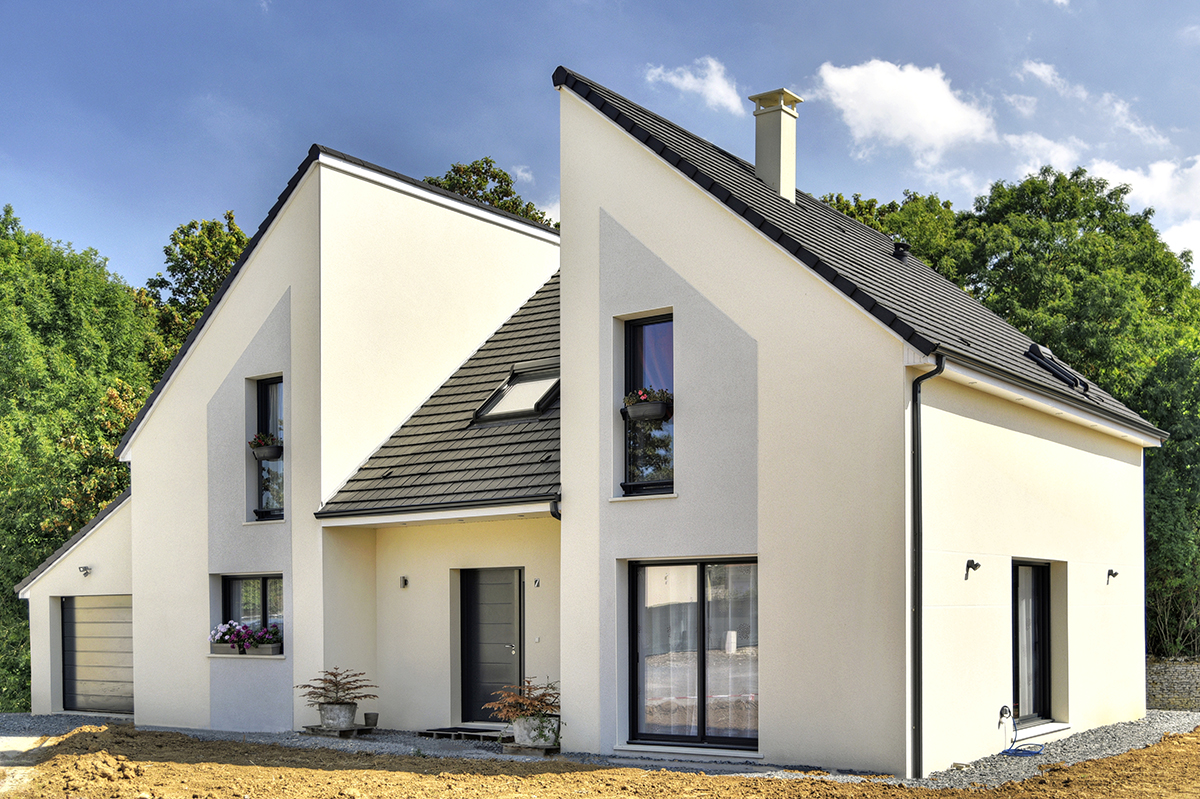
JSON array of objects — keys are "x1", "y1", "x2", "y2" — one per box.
[{"x1": 62, "y1": 595, "x2": 133, "y2": 714}]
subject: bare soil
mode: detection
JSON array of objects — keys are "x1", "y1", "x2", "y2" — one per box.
[{"x1": 3, "y1": 722, "x2": 1200, "y2": 799}]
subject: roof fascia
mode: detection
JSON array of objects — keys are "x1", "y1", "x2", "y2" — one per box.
[
  {"x1": 934, "y1": 356, "x2": 1166, "y2": 447},
  {"x1": 318, "y1": 500, "x2": 556, "y2": 528},
  {"x1": 15, "y1": 489, "x2": 132, "y2": 598}
]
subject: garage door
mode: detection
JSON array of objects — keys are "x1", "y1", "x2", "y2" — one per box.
[{"x1": 62, "y1": 595, "x2": 133, "y2": 714}]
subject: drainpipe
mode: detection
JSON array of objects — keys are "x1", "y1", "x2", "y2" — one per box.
[
  {"x1": 911, "y1": 354, "x2": 944, "y2": 779},
  {"x1": 550, "y1": 494, "x2": 562, "y2": 521}
]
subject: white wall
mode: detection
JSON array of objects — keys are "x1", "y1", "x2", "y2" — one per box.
[
  {"x1": 22, "y1": 496, "x2": 133, "y2": 715},
  {"x1": 559, "y1": 87, "x2": 911, "y2": 775},
  {"x1": 920, "y1": 376, "x2": 1146, "y2": 772}
]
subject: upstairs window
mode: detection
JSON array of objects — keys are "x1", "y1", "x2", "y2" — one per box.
[
  {"x1": 254, "y1": 377, "x2": 284, "y2": 520},
  {"x1": 623, "y1": 315, "x2": 673, "y2": 495}
]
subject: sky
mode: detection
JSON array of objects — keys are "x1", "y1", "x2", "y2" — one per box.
[{"x1": 4, "y1": 0, "x2": 1200, "y2": 289}]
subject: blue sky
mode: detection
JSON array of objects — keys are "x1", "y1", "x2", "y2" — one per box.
[{"x1": 4, "y1": 0, "x2": 1200, "y2": 289}]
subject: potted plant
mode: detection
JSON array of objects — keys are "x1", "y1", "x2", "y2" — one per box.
[
  {"x1": 295, "y1": 667, "x2": 378, "y2": 729},
  {"x1": 245, "y1": 623, "x2": 283, "y2": 656},
  {"x1": 482, "y1": 678, "x2": 561, "y2": 748},
  {"x1": 249, "y1": 432, "x2": 283, "y2": 461},
  {"x1": 208, "y1": 620, "x2": 243, "y2": 654},
  {"x1": 621, "y1": 387, "x2": 673, "y2": 422}
]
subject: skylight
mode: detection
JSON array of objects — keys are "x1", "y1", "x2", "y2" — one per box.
[{"x1": 475, "y1": 360, "x2": 560, "y2": 421}]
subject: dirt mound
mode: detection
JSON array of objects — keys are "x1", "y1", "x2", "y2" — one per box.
[{"x1": 3, "y1": 723, "x2": 1199, "y2": 798}]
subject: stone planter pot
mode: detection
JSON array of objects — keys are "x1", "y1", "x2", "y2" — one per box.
[
  {"x1": 621, "y1": 402, "x2": 673, "y2": 422},
  {"x1": 318, "y1": 702, "x2": 357, "y2": 729},
  {"x1": 251, "y1": 445, "x2": 283, "y2": 461},
  {"x1": 246, "y1": 643, "x2": 282, "y2": 656},
  {"x1": 363, "y1": 712, "x2": 379, "y2": 728},
  {"x1": 512, "y1": 715, "x2": 560, "y2": 747},
  {"x1": 210, "y1": 642, "x2": 244, "y2": 654}
]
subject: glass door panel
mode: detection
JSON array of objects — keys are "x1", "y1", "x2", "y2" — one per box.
[
  {"x1": 705, "y1": 563, "x2": 758, "y2": 739},
  {"x1": 636, "y1": 564, "x2": 698, "y2": 737}
]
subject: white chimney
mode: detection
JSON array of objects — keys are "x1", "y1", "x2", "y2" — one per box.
[{"x1": 747, "y1": 88, "x2": 802, "y2": 202}]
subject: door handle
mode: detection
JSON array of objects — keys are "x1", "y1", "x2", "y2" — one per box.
[{"x1": 506, "y1": 643, "x2": 516, "y2": 655}]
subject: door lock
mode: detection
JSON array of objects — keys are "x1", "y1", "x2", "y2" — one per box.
[{"x1": 506, "y1": 643, "x2": 516, "y2": 655}]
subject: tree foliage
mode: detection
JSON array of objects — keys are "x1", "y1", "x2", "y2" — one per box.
[
  {"x1": 826, "y1": 168, "x2": 1200, "y2": 656},
  {"x1": 425, "y1": 158, "x2": 558, "y2": 229},
  {"x1": 0, "y1": 205, "x2": 247, "y2": 709},
  {"x1": 146, "y1": 210, "x2": 247, "y2": 320}
]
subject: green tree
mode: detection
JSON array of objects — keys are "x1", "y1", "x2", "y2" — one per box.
[
  {"x1": 425, "y1": 158, "x2": 558, "y2": 229},
  {"x1": 146, "y1": 210, "x2": 248, "y2": 320},
  {"x1": 0, "y1": 205, "x2": 168, "y2": 709}
]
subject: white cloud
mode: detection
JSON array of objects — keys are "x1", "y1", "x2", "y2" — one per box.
[
  {"x1": 1162, "y1": 219, "x2": 1200, "y2": 259},
  {"x1": 512, "y1": 165, "x2": 534, "y2": 183},
  {"x1": 645, "y1": 56, "x2": 746, "y2": 117},
  {"x1": 1005, "y1": 94, "x2": 1038, "y2": 118},
  {"x1": 1019, "y1": 61, "x2": 1089, "y2": 101},
  {"x1": 814, "y1": 60, "x2": 996, "y2": 168},
  {"x1": 540, "y1": 197, "x2": 560, "y2": 225},
  {"x1": 1048, "y1": 0, "x2": 1068, "y2": 5},
  {"x1": 1100, "y1": 93, "x2": 1170, "y2": 147},
  {"x1": 1181, "y1": 24, "x2": 1200, "y2": 44},
  {"x1": 1004, "y1": 132, "x2": 1088, "y2": 175},
  {"x1": 1089, "y1": 157, "x2": 1200, "y2": 213}
]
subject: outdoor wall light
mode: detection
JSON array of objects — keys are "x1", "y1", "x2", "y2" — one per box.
[
  {"x1": 401, "y1": 576, "x2": 409, "y2": 588},
  {"x1": 1107, "y1": 569, "x2": 1119, "y2": 584},
  {"x1": 964, "y1": 559, "x2": 982, "y2": 580},
  {"x1": 78, "y1": 566, "x2": 92, "y2": 577}
]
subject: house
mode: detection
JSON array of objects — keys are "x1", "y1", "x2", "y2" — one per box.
[{"x1": 17, "y1": 68, "x2": 1165, "y2": 779}]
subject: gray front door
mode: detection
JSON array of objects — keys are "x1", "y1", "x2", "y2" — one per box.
[
  {"x1": 62, "y1": 595, "x2": 133, "y2": 714},
  {"x1": 461, "y1": 568, "x2": 522, "y2": 722}
]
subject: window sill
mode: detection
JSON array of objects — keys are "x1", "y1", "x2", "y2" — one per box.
[
  {"x1": 243, "y1": 519, "x2": 285, "y2": 526},
  {"x1": 208, "y1": 653, "x2": 286, "y2": 659},
  {"x1": 1014, "y1": 721, "x2": 1070, "y2": 741},
  {"x1": 614, "y1": 743, "x2": 762, "y2": 760},
  {"x1": 610, "y1": 493, "x2": 678, "y2": 503}
]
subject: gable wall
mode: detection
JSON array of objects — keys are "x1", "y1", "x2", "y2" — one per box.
[
  {"x1": 127, "y1": 165, "x2": 322, "y2": 730},
  {"x1": 920, "y1": 377, "x2": 1145, "y2": 772},
  {"x1": 559, "y1": 89, "x2": 912, "y2": 774}
]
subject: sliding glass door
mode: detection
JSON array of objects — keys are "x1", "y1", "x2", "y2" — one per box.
[{"x1": 632, "y1": 560, "x2": 758, "y2": 748}]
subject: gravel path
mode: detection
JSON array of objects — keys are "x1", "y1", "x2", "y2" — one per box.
[{"x1": 2, "y1": 709, "x2": 1198, "y2": 790}]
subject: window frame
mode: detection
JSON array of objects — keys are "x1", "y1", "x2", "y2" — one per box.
[
  {"x1": 254, "y1": 376, "x2": 284, "y2": 521},
  {"x1": 622, "y1": 314, "x2": 674, "y2": 497},
  {"x1": 628, "y1": 558, "x2": 758, "y2": 750},
  {"x1": 1012, "y1": 561, "x2": 1051, "y2": 726},
  {"x1": 221, "y1": 574, "x2": 284, "y2": 651}
]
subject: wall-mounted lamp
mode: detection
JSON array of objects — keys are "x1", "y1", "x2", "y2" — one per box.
[
  {"x1": 78, "y1": 566, "x2": 92, "y2": 577},
  {"x1": 965, "y1": 559, "x2": 981, "y2": 580},
  {"x1": 1107, "y1": 569, "x2": 1119, "y2": 585},
  {"x1": 401, "y1": 576, "x2": 409, "y2": 588},
  {"x1": 533, "y1": 578, "x2": 540, "y2": 588}
]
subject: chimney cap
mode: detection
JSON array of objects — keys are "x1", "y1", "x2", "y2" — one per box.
[{"x1": 748, "y1": 88, "x2": 803, "y2": 117}]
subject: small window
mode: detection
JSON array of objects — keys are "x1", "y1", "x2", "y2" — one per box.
[
  {"x1": 475, "y1": 360, "x2": 559, "y2": 422},
  {"x1": 623, "y1": 316, "x2": 673, "y2": 495},
  {"x1": 223, "y1": 574, "x2": 284, "y2": 650},
  {"x1": 254, "y1": 377, "x2": 284, "y2": 520}
]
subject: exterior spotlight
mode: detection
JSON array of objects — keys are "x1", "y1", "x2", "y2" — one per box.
[
  {"x1": 965, "y1": 559, "x2": 981, "y2": 580},
  {"x1": 1107, "y1": 569, "x2": 1119, "y2": 584},
  {"x1": 78, "y1": 566, "x2": 92, "y2": 577}
]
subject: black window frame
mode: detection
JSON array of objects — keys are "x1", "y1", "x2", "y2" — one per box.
[
  {"x1": 628, "y1": 558, "x2": 758, "y2": 750},
  {"x1": 254, "y1": 376, "x2": 284, "y2": 521},
  {"x1": 622, "y1": 314, "x2": 674, "y2": 497},
  {"x1": 1012, "y1": 561, "x2": 1051, "y2": 726},
  {"x1": 222, "y1": 574, "x2": 284, "y2": 651}
]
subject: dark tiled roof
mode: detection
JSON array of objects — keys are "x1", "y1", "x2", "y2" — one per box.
[
  {"x1": 317, "y1": 273, "x2": 561, "y2": 518},
  {"x1": 117, "y1": 145, "x2": 559, "y2": 457},
  {"x1": 14, "y1": 488, "x2": 131, "y2": 595},
  {"x1": 553, "y1": 67, "x2": 1165, "y2": 439}
]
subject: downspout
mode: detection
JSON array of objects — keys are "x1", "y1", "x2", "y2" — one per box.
[
  {"x1": 550, "y1": 494, "x2": 562, "y2": 521},
  {"x1": 911, "y1": 353, "x2": 945, "y2": 779}
]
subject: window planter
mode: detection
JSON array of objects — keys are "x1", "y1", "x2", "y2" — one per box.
[
  {"x1": 210, "y1": 642, "x2": 244, "y2": 655},
  {"x1": 246, "y1": 643, "x2": 282, "y2": 656},
  {"x1": 251, "y1": 444, "x2": 283, "y2": 461},
  {"x1": 621, "y1": 401, "x2": 673, "y2": 422}
]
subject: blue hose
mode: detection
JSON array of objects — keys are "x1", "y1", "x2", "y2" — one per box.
[{"x1": 1001, "y1": 743, "x2": 1044, "y2": 757}]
